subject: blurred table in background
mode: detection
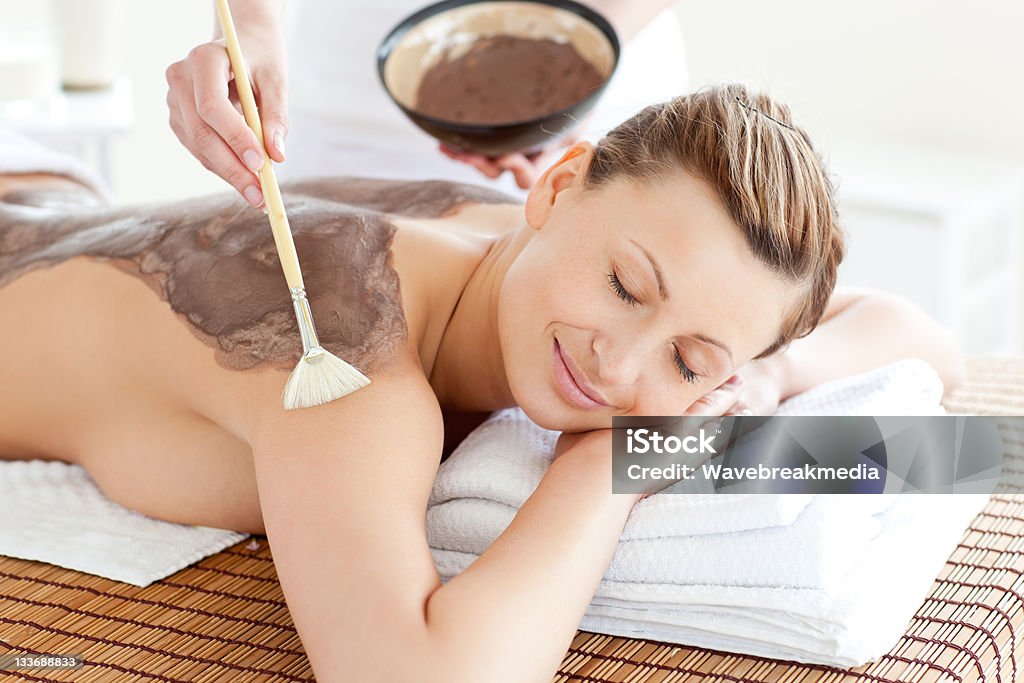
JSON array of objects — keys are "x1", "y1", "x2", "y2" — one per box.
[{"x1": 0, "y1": 77, "x2": 133, "y2": 189}]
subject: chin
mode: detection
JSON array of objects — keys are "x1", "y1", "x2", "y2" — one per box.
[
  {"x1": 499, "y1": 314, "x2": 608, "y2": 432},
  {"x1": 507, "y1": 381, "x2": 564, "y2": 432},
  {"x1": 507, "y1": 373, "x2": 605, "y2": 433},
  {"x1": 502, "y1": 345, "x2": 609, "y2": 435}
]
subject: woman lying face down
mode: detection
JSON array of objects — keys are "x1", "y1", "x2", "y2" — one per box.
[
  {"x1": 0, "y1": 83, "x2": 964, "y2": 683},
  {"x1": 0, "y1": 85, "x2": 841, "y2": 431}
]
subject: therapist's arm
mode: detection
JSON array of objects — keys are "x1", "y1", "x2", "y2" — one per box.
[{"x1": 166, "y1": 0, "x2": 290, "y2": 209}]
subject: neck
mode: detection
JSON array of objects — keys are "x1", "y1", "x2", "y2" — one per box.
[{"x1": 428, "y1": 221, "x2": 534, "y2": 412}]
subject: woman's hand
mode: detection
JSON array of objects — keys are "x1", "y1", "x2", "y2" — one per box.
[
  {"x1": 439, "y1": 135, "x2": 577, "y2": 190},
  {"x1": 684, "y1": 359, "x2": 784, "y2": 418},
  {"x1": 165, "y1": 27, "x2": 289, "y2": 209},
  {"x1": 553, "y1": 419, "x2": 721, "y2": 501}
]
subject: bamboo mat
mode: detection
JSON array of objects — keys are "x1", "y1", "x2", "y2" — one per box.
[{"x1": 0, "y1": 356, "x2": 1021, "y2": 683}]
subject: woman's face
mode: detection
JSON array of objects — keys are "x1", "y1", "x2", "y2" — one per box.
[{"x1": 498, "y1": 146, "x2": 801, "y2": 433}]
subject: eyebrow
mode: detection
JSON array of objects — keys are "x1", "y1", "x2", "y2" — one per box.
[{"x1": 628, "y1": 238, "x2": 735, "y2": 363}]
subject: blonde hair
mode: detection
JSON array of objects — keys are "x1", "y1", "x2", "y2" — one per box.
[{"x1": 585, "y1": 83, "x2": 844, "y2": 358}]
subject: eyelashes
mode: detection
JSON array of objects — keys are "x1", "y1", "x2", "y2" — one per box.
[
  {"x1": 607, "y1": 271, "x2": 639, "y2": 306},
  {"x1": 672, "y1": 350, "x2": 698, "y2": 384},
  {"x1": 606, "y1": 270, "x2": 698, "y2": 384}
]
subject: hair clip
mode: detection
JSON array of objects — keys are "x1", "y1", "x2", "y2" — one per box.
[{"x1": 735, "y1": 97, "x2": 797, "y2": 131}]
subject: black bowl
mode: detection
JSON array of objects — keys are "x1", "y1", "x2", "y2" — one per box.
[{"x1": 377, "y1": 0, "x2": 620, "y2": 157}]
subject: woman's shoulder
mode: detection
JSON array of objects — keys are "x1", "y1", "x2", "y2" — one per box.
[{"x1": 234, "y1": 344, "x2": 444, "y2": 455}]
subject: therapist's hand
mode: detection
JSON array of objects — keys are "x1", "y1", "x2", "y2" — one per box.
[
  {"x1": 439, "y1": 135, "x2": 578, "y2": 190},
  {"x1": 165, "y1": 28, "x2": 289, "y2": 209}
]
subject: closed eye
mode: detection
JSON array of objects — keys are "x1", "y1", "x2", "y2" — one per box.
[
  {"x1": 673, "y1": 347, "x2": 698, "y2": 383},
  {"x1": 607, "y1": 269, "x2": 699, "y2": 384},
  {"x1": 607, "y1": 271, "x2": 638, "y2": 306}
]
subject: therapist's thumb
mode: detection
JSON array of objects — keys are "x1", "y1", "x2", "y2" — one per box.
[{"x1": 256, "y1": 75, "x2": 289, "y2": 163}]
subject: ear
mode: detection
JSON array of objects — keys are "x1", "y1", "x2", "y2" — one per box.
[{"x1": 523, "y1": 141, "x2": 595, "y2": 230}]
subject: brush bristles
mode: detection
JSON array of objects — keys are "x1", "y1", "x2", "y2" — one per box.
[{"x1": 283, "y1": 350, "x2": 371, "y2": 410}]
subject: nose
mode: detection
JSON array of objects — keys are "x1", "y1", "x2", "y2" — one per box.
[{"x1": 592, "y1": 329, "x2": 650, "y2": 387}]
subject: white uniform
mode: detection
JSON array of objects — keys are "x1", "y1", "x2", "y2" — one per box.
[{"x1": 280, "y1": 0, "x2": 689, "y2": 195}]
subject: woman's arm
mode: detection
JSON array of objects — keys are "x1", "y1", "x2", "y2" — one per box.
[
  {"x1": 770, "y1": 287, "x2": 966, "y2": 401},
  {"x1": 426, "y1": 429, "x2": 637, "y2": 682},
  {"x1": 690, "y1": 287, "x2": 967, "y2": 417},
  {"x1": 244, "y1": 356, "x2": 637, "y2": 683}
]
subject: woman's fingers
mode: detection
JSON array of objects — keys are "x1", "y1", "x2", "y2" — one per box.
[
  {"x1": 440, "y1": 144, "x2": 543, "y2": 187},
  {"x1": 494, "y1": 153, "x2": 539, "y2": 189},
  {"x1": 189, "y1": 43, "x2": 266, "y2": 175},
  {"x1": 469, "y1": 158, "x2": 504, "y2": 178},
  {"x1": 166, "y1": 35, "x2": 288, "y2": 205},
  {"x1": 177, "y1": 102, "x2": 263, "y2": 208},
  {"x1": 252, "y1": 67, "x2": 289, "y2": 163},
  {"x1": 685, "y1": 375, "x2": 744, "y2": 416},
  {"x1": 439, "y1": 143, "x2": 559, "y2": 188},
  {"x1": 438, "y1": 144, "x2": 504, "y2": 178}
]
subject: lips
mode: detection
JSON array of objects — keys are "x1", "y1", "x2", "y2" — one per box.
[{"x1": 553, "y1": 337, "x2": 611, "y2": 409}]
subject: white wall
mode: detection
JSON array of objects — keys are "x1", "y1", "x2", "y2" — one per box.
[
  {"x1": 674, "y1": 0, "x2": 1024, "y2": 162},
  {"x1": 0, "y1": 0, "x2": 223, "y2": 204},
  {"x1": 675, "y1": 0, "x2": 1024, "y2": 352},
  {"x1": 0, "y1": 0, "x2": 223, "y2": 203},
  {"x1": 110, "y1": 1, "x2": 224, "y2": 203}
]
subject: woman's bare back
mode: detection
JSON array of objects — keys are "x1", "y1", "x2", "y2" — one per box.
[{"x1": 0, "y1": 174, "x2": 519, "y2": 532}]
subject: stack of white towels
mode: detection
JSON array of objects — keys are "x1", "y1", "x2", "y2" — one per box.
[{"x1": 426, "y1": 360, "x2": 991, "y2": 668}]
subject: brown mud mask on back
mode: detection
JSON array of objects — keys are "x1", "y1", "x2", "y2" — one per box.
[{"x1": 0, "y1": 177, "x2": 516, "y2": 374}]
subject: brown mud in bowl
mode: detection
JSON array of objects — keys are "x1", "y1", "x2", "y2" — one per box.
[
  {"x1": 380, "y1": 1, "x2": 618, "y2": 154},
  {"x1": 414, "y1": 34, "x2": 606, "y2": 125}
]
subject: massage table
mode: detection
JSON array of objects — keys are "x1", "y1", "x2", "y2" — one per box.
[{"x1": 1, "y1": 356, "x2": 1021, "y2": 682}]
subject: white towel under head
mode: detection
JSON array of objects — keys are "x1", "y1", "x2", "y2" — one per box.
[
  {"x1": 430, "y1": 494, "x2": 894, "y2": 589},
  {"x1": 427, "y1": 359, "x2": 991, "y2": 668}
]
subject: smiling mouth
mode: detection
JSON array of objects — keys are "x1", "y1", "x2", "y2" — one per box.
[{"x1": 552, "y1": 337, "x2": 609, "y2": 409}]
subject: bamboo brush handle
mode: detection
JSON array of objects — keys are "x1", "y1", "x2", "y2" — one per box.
[{"x1": 213, "y1": 0, "x2": 303, "y2": 291}]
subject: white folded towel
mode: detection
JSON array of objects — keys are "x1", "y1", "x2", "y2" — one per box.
[
  {"x1": 0, "y1": 125, "x2": 110, "y2": 201},
  {"x1": 0, "y1": 460, "x2": 246, "y2": 587},
  {"x1": 427, "y1": 359, "x2": 991, "y2": 667},
  {"x1": 429, "y1": 407, "x2": 816, "y2": 538},
  {"x1": 578, "y1": 494, "x2": 987, "y2": 666},
  {"x1": 430, "y1": 494, "x2": 894, "y2": 589}
]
